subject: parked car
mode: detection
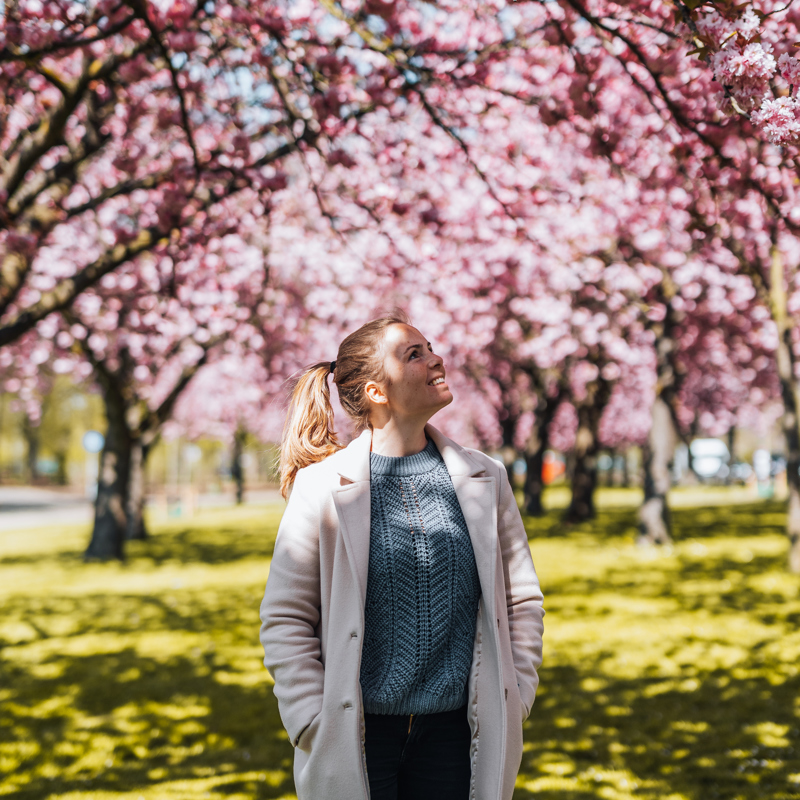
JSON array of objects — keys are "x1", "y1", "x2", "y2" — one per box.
[{"x1": 689, "y1": 438, "x2": 730, "y2": 482}]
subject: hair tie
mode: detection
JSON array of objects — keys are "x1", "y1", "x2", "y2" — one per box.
[{"x1": 330, "y1": 361, "x2": 336, "y2": 374}]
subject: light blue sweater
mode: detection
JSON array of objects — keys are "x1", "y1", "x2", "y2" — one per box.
[{"x1": 360, "y1": 439, "x2": 481, "y2": 715}]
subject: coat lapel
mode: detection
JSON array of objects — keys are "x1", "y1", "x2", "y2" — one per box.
[
  {"x1": 333, "y1": 482, "x2": 371, "y2": 609},
  {"x1": 426, "y1": 426, "x2": 498, "y2": 618},
  {"x1": 332, "y1": 430, "x2": 372, "y2": 609},
  {"x1": 450, "y1": 475, "x2": 497, "y2": 619}
]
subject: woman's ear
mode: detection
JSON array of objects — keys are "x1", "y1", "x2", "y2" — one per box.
[{"x1": 364, "y1": 380, "x2": 388, "y2": 406}]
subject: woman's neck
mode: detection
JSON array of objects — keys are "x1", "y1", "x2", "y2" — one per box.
[{"x1": 370, "y1": 419, "x2": 429, "y2": 458}]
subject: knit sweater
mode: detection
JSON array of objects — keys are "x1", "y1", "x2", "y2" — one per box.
[{"x1": 359, "y1": 438, "x2": 481, "y2": 715}]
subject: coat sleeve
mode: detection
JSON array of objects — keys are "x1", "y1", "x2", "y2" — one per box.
[
  {"x1": 260, "y1": 467, "x2": 325, "y2": 747},
  {"x1": 496, "y1": 463, "x2": 545, "y2": 718}
]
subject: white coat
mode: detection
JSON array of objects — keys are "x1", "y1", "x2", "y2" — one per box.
[{"x1": 259, "y1": 424, "x2": 545, "y2": 800}]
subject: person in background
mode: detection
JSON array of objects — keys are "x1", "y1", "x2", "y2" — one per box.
[{"x1": 260, "y1": 310, "x2": 544, "y2": 800}]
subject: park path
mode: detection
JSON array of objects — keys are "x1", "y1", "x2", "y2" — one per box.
[
  {"x1": 0, "y1": 486, "x2": 92, "y2": 532},
  {"x1": 0, "y1": 486, "x2": 283, "y2": 532}
]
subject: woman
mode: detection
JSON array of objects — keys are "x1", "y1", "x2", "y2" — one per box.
[{"x1": 260, "y1": 312, "x2": 544, "y2": 800}]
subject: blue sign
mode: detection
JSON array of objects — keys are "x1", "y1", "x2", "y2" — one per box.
[{"x1": 82, "y1": 431, "x2": 105, "y2": 454}]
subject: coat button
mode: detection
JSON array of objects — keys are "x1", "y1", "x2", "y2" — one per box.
[
  {"x1": 343, "y1": 701, "x2": 353, "y2": 709},
  {"x1": 350, "y1": 632, "x2": 358, "y2": 638}
]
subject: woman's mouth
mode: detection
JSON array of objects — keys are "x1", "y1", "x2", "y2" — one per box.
[{"x1": 429, "y1": 377, "x2": 446, "y2": 386}]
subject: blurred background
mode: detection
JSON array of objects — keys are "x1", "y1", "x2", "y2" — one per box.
[
  {"x1": 0, "y1": 379, "x2": 790, "y2": 534},
  {"x1": 3, "y1": 0, "x2": 800, "y2": 798}
]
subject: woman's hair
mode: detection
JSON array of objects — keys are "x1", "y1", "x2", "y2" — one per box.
[{"x1": 279, "y1": 310, "x2": 410, "y2": 498}]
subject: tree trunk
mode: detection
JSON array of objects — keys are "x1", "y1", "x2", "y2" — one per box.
[
  {"x1": 55, "y1": 451, "x2": 68, "y2": 485},
  {"x1": 232, "y1": 427, "x2": 247, "y2": 505},
  {"x1": 564, "y1": 413, "x2": 599, "y2": 524},
  {"x1": 637, "y1": 396, "x2": 675, "y2": 545},
  {"x1": 523, "y1": 394, "x2": 560, "y2": 517},
  {"x1": 504, "y1": 459, "x2": 516, "y2": 490},
  {"x1": 21, "y1": 415, "x2": 40, "y2": 484},
  {"x1": 126, "y1": 439, "x2": 150, "y2": 541},
  {"x1": 566, "y1": 451, "x2": 597, "y2": 523},
  {"x1": 777, "y1": 335, "x2": 800, "y2": 573},
  {"x1": 498, "y1": 414, "x2": 517, "y2": 489},
  {"x1": 600, "y1": 451, "x2": 611, "y2": 487},
  {"x1": 770, "y1": 246, "x2": 800, "y2": 573},
  {"x1": 523, "y1": 446, "x2": 546, "y2": 516},
  {"x1": 726, "y1": 426, "x2": 736, "y2": 485},
  {"x1": 783, "y1": 418, "x2": 800, "y2": 574},
  {"x1": 85, "y1": 392, "x2": 131, "y2": 561}
]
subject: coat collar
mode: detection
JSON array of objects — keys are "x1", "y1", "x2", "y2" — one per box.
[{"x1": 333, "y1": 424, "x2": 486, "y2": 484}]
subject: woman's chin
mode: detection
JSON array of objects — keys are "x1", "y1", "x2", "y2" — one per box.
[{"x1": 437, "y1": 390, "x2": 454, "y2": 409}]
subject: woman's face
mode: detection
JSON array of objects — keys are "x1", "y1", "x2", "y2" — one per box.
[{"x1": 366, "y1": 323, "x2": 453, "y2": 422}]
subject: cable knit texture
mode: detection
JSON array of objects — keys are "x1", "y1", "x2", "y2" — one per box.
[{"x1": 360, "y1": 438, "x2": 481, "y2": 715}]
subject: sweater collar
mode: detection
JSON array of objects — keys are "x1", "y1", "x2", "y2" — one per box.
[
  {"x1": 334, "y1": 424, "x2": 486, "y2": 484},
  {"x1": 370, "y1": 438, "x2": 441, "y2": 477}
]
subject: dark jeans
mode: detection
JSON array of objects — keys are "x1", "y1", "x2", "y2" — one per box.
[{"x1": 364, "y1": 705, "x2": 471, "y2": 800}]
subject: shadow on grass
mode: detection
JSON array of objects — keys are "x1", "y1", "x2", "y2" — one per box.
[
  {"x1": 4, "y1": 635, "x2": 798, "y2": 800},
  {"x1": 0, "y1": 521, "x2": 282, "y2": 569},
  {"x1": 523, "y1": 499, "x2": 787, "y2": 543},
  {"x1": 2, "y1": 498, "x2": 799, "y2": 799},
  {"x1": 518, "y1": 663, "x2": 800, "y2": 799},
  {"x1": 0, "y1": 640, "x2": 294, "y2": 799}
]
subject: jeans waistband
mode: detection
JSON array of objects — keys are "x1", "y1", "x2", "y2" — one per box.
[{"x1": 364, "y1": 703, "x2": 468, "y2": 721}]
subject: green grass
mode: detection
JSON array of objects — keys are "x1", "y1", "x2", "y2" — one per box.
[{"x1": 1, "y1": 489, "x2": 799, "y2": 799}]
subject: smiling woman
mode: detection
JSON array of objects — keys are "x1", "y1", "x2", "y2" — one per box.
[{"x1": 261, "y1": 312, "x2": 545, "y2": 800}]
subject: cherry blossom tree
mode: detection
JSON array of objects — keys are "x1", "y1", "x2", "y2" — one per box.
[
  {"x1": 1, "y1": 0, "x2": 550, "y2": 346},
  {"x1": 633, "y1": 261, "x2": 779, "y2": 544},
  {"x1": 168, "y1": 351, "x2": 286, "y2": 504},
  {"x1": 7, "y1": 0, "x2": 800, "y2": 572},
  {"x1": 1, "y1": 0, "x2": 566, "y2": 559},
  {"x1": 59, "y1": 187, "x2": 314, "y2": 558}
]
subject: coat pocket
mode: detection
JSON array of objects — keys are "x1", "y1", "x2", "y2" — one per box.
[
  {"x1": 516, "y1": 683, "x2": 529, "y2": 725},
  {"x1": 295, "y1": 710, "x2": 323, "y2": 753}
]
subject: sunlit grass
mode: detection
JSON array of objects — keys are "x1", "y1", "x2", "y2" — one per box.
[{"x1": 1, "y1": 490, "x2": 799, "y2": 799}]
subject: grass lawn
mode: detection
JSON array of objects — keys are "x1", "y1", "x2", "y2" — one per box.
[{"x1": 1, "y1": 487, "x2": 799, "y2": 800}]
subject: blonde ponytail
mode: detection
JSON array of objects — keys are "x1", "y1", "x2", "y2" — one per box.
[
  {"x1": 279, "y1": 310, "x2": 410, "y2": 498},
  {"x1": 279, "y1": 362, "x2": 342, "y2": 498}
]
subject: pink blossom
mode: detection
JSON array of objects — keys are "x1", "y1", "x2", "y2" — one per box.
[
  {"x1": 752, "y1": 96, "x2": 800, "y2": 145},
  {"x1": 695, "y1": 10, "x2": 735, "y2": 49},
  {"x1": 735, "y1": 7, "x2": 761, "y2": 41},
  {"x1": 778, "y1": 52, "x2": 800, "y2": 93}
]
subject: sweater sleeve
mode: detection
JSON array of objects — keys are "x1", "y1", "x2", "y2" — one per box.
[
  {"x1": 496, "y1": 463, "x2": 545, "y2": 718},
  {"x1": 259, "y1": 467, "x2": 325, "y2": 747}
]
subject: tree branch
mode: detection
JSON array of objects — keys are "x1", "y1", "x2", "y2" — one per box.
[
  {"x1": 146, "y1": 334, "x2": 226, "y2": 436},
  {"x1": 0, "y1": 136, "x2": 296, "y2": 346},
  {"x1": 0, "y1": 224, "x2": 171, "y2": 347},
  {"x1": 0, "y1": 13, "x2": 137, "y2": 64},
  {"x1": 1, "y1": 42, "x2": 151, "y2": 204},
  {"x1": 124, "y1": 0, "x2": 202, "y2": 177}
]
